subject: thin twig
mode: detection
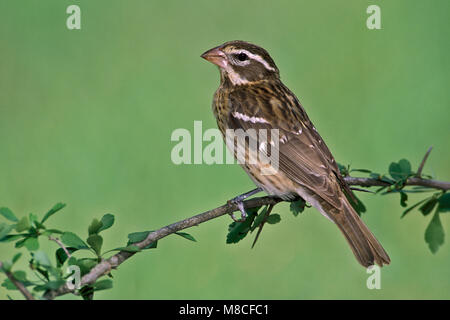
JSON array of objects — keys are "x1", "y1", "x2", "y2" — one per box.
[
  {"x1": 0, "y1": 261, "x2": 35, "y2": 300},
  {"x1": 416, "y1": 146, "x2": 433, "y2": 178},
  {"x1": 48, "y1": 236, "x2": 71, "y2": 259}
]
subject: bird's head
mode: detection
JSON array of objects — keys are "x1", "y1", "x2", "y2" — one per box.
[{"x1": 201, "y1": 40, "x2": 280, "y2": 86}]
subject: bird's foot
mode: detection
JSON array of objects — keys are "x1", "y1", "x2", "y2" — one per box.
[
  {"x1": 227, "y1": 187, "x2": 262, "y2": 222},
  {"x1": 228, "y1": 200, "x2": 247, "y2": 222}
]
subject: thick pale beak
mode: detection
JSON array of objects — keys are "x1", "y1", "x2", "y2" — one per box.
[{"x1": 201, "y1": 46, "x2": 227, "y2": 69}]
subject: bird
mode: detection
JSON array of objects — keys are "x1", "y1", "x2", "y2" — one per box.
[{"x1": 200, "y1": 40, "x2": 390, "y2": 268}]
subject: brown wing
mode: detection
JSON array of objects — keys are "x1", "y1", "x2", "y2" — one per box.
[
  {"x1": 225, "y1": 83, "x2": 390, "y2": 267},
  {"x1": 227, "y1": 82, "x2": 349, "y2": 210}
]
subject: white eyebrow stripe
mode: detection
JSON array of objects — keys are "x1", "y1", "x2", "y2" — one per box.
[
  {"x1": 232, "y1": 111, "x2": 268, "y2": 124},
  {"x1": 230, "y1": 49, "x2": 276, "y2": 72}
]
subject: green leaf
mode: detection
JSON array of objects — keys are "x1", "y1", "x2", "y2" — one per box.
[
  {"x1": 41, "y1": 229, "x2": 64, "y2": 236},
  {"x1": 424, "y1": 211, "x2": 445, "y2": 254},
  {"x1": 142, "y1": 241, "x2": 157, "y2": 249},
  {"x1": 0, "y1": 261, "x2": 12, "y2": 272},
  {"x1": 68, "y1": 257, "x2": 97, "y2": 276},
  {"x1": 23, "y1": 237, "x2": 39, "y2": 251},
  {"x1": 1, "y1": 279, "x2": 17, "y2": 290},
  {"x1": 401, "y1": 198, "x2": 429, "y2": 218},
  {"x1": 389, "y1": 159, "x2": 412, "y2": 181},
  {"x1": 226, "y1": 210, "x2": 258, "y2": 244},
  {"x1": 337, "y1": 163, "x2": 349, "y2": 176},
  {"x1": 45, "y1": 228, "x2": 63, "y2": 234},
  {"x1": 369, "y1": 172, "x2": 381, "y2": 179},
  {"x1": 55, "y1": 247, "x2": 78, "y2": 267},
  {"x1": 41, "y1": 203, "x2": 66, "y2": 224},
  {"x1": 0, "y1": 207, "x2": 18, "y2": 222},
  {"x1": 2, "y1": 273, "x2": 34, "y2": 289},
  {"x1": 438, "y1": 193, "x2": 450, "y2": 213},
  {"x1": 127, "y1": 231, "x2": 151, "y2": 243},
  {"x1": 1, "y1": 279, "x2": 16, "y2": 290},
  {"x1": 14, "y1": 238, "x2": 26, "y2": 248},
  {"x1": 350, "y1": 168, "x2": 372, "y2": 174},
  {"x1": 0, "y1": 223, "x2": 14, "y2": 241},
  {"x1": 419, "y1": 198, "x2": 438, "y2": 216},
  {"x1": 400, "y1": 192, "x2": 408, "y2": 208},
  {"x1": 87, "y1": 234, "x2": 103, "y2": 256},
  {"x1": 12, "y1": 253, "x2": 22, "y2": 264},
  {"x1": 98, "y1": 214, "x2": 114, "y2": 232},
  {"x1": 110, "y1": 245, "x2": 141, "y2": 253},
  {"x1": 251, "y1": 206, "x2": 269, "y2": 232},
  {"x1": 0, "y1": 253, "x2": 23, "y2": 274},
  {"x1": 349, "y1": 194, "x2": 367, "y2": 216},
  {"x1": 290, "y1": 199, "x2": 306, "y2": 217},
  {"x1": 79, "y1": 285, "x2": 94, "y2": 300},
  {"x1": 175, "y1": 232, "x2": 196, "y2": 242},
  {"x1": 28, "y1": 213, "x2": 39, "y2": 227},
  {"x1": 93, "y1": 279, "x2": 113, "y2": 291},
  {"x1": 88, "y1": 218, "x2": 102, "y2": 235},
  {"x1": 34, "y1": 280, "x2": 66, "y2": 291},
  {"x1": 266, "y1": 214, "x2": 281, "y2": 224},
  {"x1": 33, "y1": 251, "x2": 52, "y2": 267},
  {"x1": 127, "y1": 231, "x2": 157, "y2": 249},
  {"x1": 0, "y1": 234, "x2": 24, "y2": 243},
  {"x1": 61, "y1": 232, "x2": 89, "y2": 249},
  {"x1": 398, "y1": 159, "x2": 412, "y2": 175},
  {"x1": 388, "y1": 188, "x2": 434, "y2": 194},
  {"x1": 15, "y1": 216, "x2": 31, "y2": 232},
  {"x1": 379, "y1": 176, "x2": 395, "y2": 184},
  {"x1": 33, "y1": 266, "x2": 49, "y2": 281},
  {"x1": 12, "y1": 270, "x2": 28, "y2": 283}
]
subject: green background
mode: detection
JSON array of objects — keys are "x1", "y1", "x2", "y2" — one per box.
[{"x1": 1, "y1": 0, "x2": 449, "y2": 299}]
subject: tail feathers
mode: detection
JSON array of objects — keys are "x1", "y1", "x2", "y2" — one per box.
[{"x1": 334, "y1": 200, "x2": 390, "y2": 268}]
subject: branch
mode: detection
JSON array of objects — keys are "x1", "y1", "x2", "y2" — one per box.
[
  {"x1": 49, "y1": 236, "x2": 72, "y2": 259},
  {"x1": 43, "y1": 196, "x2": 281, "y2": 299},
  {"x1": 0, "y1": 261, "x2": 35, "y2": 300},
  {"x1": 43, "y1": 175, "x2": 449, "y2": 299},
  {"x1": 345, "y1": 176, "x2": 450, "y2": 190}
]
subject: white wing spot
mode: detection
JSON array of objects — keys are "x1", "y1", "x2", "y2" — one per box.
[{"x1": 232, "y1": 112, "x2": 268, "y2": 124}]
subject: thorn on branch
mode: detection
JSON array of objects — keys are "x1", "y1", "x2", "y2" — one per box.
[{"x1": 416, "y1": 146, "x2": 433, "y2": 178}]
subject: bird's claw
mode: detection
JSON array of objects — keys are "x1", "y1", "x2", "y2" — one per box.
[
  {"x1": 228, "y1": 198, "x2": 248, "y2": 222},
  {"x1": 227, "y1": 188, "x2": 262, "y2": 222}
]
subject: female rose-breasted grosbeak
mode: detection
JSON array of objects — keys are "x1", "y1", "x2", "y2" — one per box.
[{"x1": 201, "y1": 40, "x2": 390, "y2": 267}]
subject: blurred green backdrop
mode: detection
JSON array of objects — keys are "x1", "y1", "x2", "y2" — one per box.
[{"x1": 1, "y1": 0, "x2": 449, "y2": 299}]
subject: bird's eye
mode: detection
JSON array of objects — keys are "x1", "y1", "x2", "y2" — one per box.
[{"x1": 237, "y1": 52, "x2": 248, "y2": 61}]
